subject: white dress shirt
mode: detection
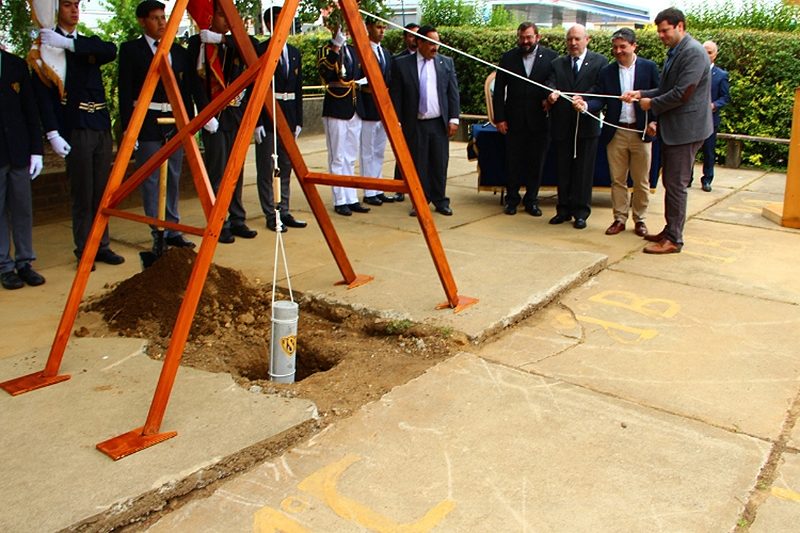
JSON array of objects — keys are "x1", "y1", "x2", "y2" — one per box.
[{"x1": 618, "y1": 56, "x2": 636, "y2": 124}]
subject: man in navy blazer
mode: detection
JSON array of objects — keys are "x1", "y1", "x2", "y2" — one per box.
[
  {"x1": 492, "y1": 21, "x2": 557, "y2": 217},
  {"x1": 390, "y1": 25, "x2": 460, "y2": 216},
  {"x1": 622, "y1": 8, "x2": 712, "y2": 254},
  {"x1": 33, "y1": 0, "x2": 125, "y2": 267},
  {"x1": 1, "y1": 49, "x2": 45, "y2": 290},
  {"x1": 546, "y1": 24, "x2": 608, "y2": 229},
  {"x1": 584, "y1": 28, "x2": 659, "y2": 238},
  {"x1": 119, "y1": 0, "x2": 205, "y2": 250},
  {"x1": 255, "y1": 6, "x2": 305, "y2": 232},
  {"x1": 698, "y1": 40, "x2": 730, "y2": 192}
]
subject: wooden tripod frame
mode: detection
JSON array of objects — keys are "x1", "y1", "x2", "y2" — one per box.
[{"x1": 0, "y1": 0, "x2": 477, "y2": 459}]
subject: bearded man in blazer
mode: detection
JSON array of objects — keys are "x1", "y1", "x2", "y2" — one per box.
[
  {"x1": 390, "y1": 25, "x2": 460, "y2": 216},
  {"x1": 622, "y1": 8, "x2": 712, "y2": 254},
  {"x1": 119, "y1": 0, "x2": 204, "y2": 251},
  {"x1": 546, "y1": 24, "x2": 608, "y2": 229},
  {"x1": 584, "y1": 28, "x2": 659, "y2": 238},
  {"x1": 492, "y1": 21, "x2": 557, "y2": 217}
]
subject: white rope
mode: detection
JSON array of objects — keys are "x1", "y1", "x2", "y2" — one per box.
[
  {"x1": 358, "y1": 9, "x2": 646, "y2": 137},
  {"x1": 268, "y1": 5, "x2": 293, "y2": 309}
]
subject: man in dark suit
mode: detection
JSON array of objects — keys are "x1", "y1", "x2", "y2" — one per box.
[
  {"x1": 33, "y1": 0, "x2": 125, "y2": 266},
  {"x1": 359, "y1": 19, "x2": 395, "y2": 207},
  {"x1": 492, "y1": 21, "x2": 557, "y2": 217},
  {"x1": 389, "y1": 22, "x2": 420, "y2": 202},
  {"x1": 546, "y1": 24, "x2": 608, "y2": 229},
  {"x1": 119, "y1": 0, "x2": 202, "y2": 250},
  {"x1": 698, "y1": 40, "x2": 730, "y2": 192},
  {"x1": 255, "y1": 6, "x2": 306, "y2": 232},
  {"x1": 584, "y1": 28, "x2": 659, "y2": 237},
  {"x1": 622, "y1": 8, "x2": 712, "y2": 254},
  {"x1": 390, "y1": 25, "x2": 460, "y2": 216},
  {"x1": 187, "y1": 1, "x2": 259, "y2": 243},
  {"x1": 1, "y1": 49, "x2": 46, "y2": 290},
  {"x1": 317, "y1": 24, "x2": 370, "y2": 216}
]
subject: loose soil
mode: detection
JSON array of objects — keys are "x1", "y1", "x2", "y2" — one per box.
[{"x1": 81, "y1": 247, "x2": 468, "y2": 419}]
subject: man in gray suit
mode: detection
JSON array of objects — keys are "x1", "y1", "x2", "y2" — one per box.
[
  {"x1": 622, "y1": 7, "x2": 712, "y2": 254},
  {"x1": 390, "y1": 25, "x2": 460, "y2": 216}
]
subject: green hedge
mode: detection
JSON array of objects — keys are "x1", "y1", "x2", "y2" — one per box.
[{"x1": 293, "y1": 26, "x2": 800, "y2": 169}]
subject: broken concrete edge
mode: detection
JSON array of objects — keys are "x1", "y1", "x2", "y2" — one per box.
[{"x1": 65, "y1": 418, "x2": 322, "y2": 533}]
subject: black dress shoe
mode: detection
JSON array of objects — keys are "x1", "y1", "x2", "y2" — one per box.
[
  {"x1": 363, "y1": 195, "x2": 383, "y2": 206},
  {"x1": 16, "y1": 264, "x2": 45, "y2": 286},
  {"x1": 549, "y1": 214, "x2": 572, "y2": 225},
  {"x1": 1, "y1": 271, "x2": 24, "y2": 290},
  {"x1": 231, "y1": 224, "x2": 257, "y2": 239},
  {"x1": 525, "y1": 204, "x2": 542, "y2": 217},
  {"x1": 348, "y1": 202, "x2": 371, "y2": 213},
  {"x1": 281, "y1": 213, "x2": 307, "y2": 228},
  {"x1": 435, "y1": 205, "x2": 453, "y2": 216},
  {"x1": 165, "y1": 235, "x2": 196, "y2": 248},
  {"x1": 409, "y1": 208, "x2": 416, "y2": 217},
  {"x1": 701, "y1": 180, "x2": 712, "y2": 192},
  {"x1": 503, "y1": 204, "x2": 517, "y2": 215},
  {"x1": 334, "y1": 205, "x2": 352, "y2": 216},
  {"x1": 96, "y1": 249, "x2": 125, "y2": 265},
  {"x1": 573, "y1": 218, "x2": 587, "y2": 229},
  {"x1": 376, "y1": 193, "x2": 395, "y2": 203},
  {"x1": 266, "y1": 218, "x2": 287, "y2": 232},
  {"x1": 392, "y1": 193, "x2": 405, "y2": 202},
  {"x1": 219, "y1": 228, "x2": 235, "y2": 243}
]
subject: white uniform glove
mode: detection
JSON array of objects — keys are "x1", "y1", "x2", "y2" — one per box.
[
  {"x1": 332, "y1": 29, "x2": 346, "y2": 47},
  {"x1": 200, "y1": 29, "x2": 223, "y2": 44},
  {"x1": 254, "y1": 125, "x2": 266, "y2": 144},
  {"x1": 134, "y1": 140, "x2": 139, "y2": 151},
  {"x1": 40, "y1": 28, "x2": 75, "y2": 51},
  {"x1": 203, "y1": 117, "x2": 219, "y2": 134},
  {"x1": 29, "y1": 155, "x2": 43, "y2": 180},
  {"x1": 294, "y1": 125, "x2": 302, "y2": 139},
  {"x1": 46, "y1": 130, "x2": 71, "y2": 158}
]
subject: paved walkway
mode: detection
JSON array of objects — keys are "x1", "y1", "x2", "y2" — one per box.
[{"x1": 1, "y1": 135, "x2": 799, "y2": 531}]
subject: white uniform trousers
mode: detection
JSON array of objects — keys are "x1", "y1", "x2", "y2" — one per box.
[
  {"x1": 360, "y1": 119, "x2": 387, "y2": 197},
  {"x1": 324, "y1": 115, "x2": 361, "y2": 206}
]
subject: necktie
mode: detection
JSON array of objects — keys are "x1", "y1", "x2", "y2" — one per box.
[
  {"x1": 377, "y1": 46, "x2": 384, "y2": 69},
  {"x1": 67, "y1": 34, "x2": 74, "y2": 39},
  {"x1": 153, "y1": 40, "x2": 159, "y2": 53},
  {"x1": 572, "y1": 56, "x2": 579, "y2": 78},
  {"x1": 282, "y1": 46, "x2": 289, "y2": 77},
  {"x1": 418, "y1": 59, "x2": 429, "y2": 115}
]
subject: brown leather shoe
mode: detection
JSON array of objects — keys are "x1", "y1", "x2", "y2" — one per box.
[
  {"x1": 644, "y1": 230, "x2": 666, "y2": 242},
  {"x1": 605, "y1": 220, "x2": 625, "y2": 235},
  {"x1": 634, "y1": 221, "x2": 648, "y2": 237},
  {"x1": 643, "y1": 238, "x2": 682, "y2": 254}
]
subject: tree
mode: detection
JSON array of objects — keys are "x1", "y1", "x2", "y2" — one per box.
[
  {"x1": 0, "y1": 0, "x2": 35, "y2": 55},
  {"x1": 419, "y1": 0, "x2": 484, "y2": 27}
]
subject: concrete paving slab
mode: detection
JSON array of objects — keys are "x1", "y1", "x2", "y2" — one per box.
[
  {"x1": 793, "y1": 423, "x2": 800, "y2": 451},
  {"x1": 147, "y1": 353, "x2": 766, "y2": 532},
  {"x1": 751, "y1": 452, "x2": 800, "y2": 532},
  {"x1": 0, "y1": 338, "x2": 316, "y2": 533},
  {"x1": 744, "y1": 172, "x2": 788, "y2": 195},
  {"x1": 489, "y1": 269, "x2": 800, "y2": 440},
  {"x1": 289, "y1": 230, "x2": 605, "y2": 341},
  {"x1": 613, "y1": 217, "x2": 800, "y2": 305},
  {"x1": 696, "y1": 189, "x2": 799, "y2": 234}
]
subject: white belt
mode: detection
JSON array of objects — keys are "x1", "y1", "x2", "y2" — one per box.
[
  {"x1": 274, "y1": 92, "x2": 296, "y2": 101},
  {"x1": 135, "y1": 101, "x2": 173, "y2": 113}
]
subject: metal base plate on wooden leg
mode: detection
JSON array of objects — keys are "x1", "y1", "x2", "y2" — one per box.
[
  {"x1": 436, "y1": 295, "x2": 479, "y2": 314},
  {"x1": 0, "y1": 371, "x2": 71, "y2": 396},
  {"x1": 96, "y1": 427, "x2": 178, "y2": 460}
]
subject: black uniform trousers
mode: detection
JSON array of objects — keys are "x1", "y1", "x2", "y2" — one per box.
[
  {"x1": 202, "y1": 129, "x2": 246, "y2": 228},
  {"x1": 554, "y1": 136, "x2": 598, "y2": 221},
  {"x1": 67, "y1": 128, "x2": 112, "y2": 256}
]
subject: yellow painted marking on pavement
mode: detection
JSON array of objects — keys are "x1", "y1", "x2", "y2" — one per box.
[
  {"x1": 687, "y1": 236, "x2": 746, "y2": 252},
  {"x1": 576, "y1": 315, "x2": 659, "y2": 344},
  {"x1": 297, "y1": 453, "x2": 456, "y2": 532},
  {"x1": 771, "y1": 486, "x2": 800, "y2": 503},
  {"x1": 588, "y1": 290, "x2": 680, "y2": 318},
  {"x1": 253, "y1": 506, "x2": 309, "y2": 532},
  {"x1": 281, "y1": 495, "x2": 309, "y2": 514},
  {"x1": 680, "y1": 250, "x2": 737, "y2": 264},
  {"x1": 728, "y1": 198, "x2": 768, "y2": 214}
]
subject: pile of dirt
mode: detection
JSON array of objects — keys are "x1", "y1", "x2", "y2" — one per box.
[{"x1": 83, "y1": 248, "x2": 466, "y2": 417}]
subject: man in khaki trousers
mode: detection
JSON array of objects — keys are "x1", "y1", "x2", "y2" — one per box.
[{"x1": 582, "y1": 28, "x2": 659, "y2": 237}]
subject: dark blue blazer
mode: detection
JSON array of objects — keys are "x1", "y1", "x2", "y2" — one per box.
[
  {"x1": 710, "y1": 65, "x2": 730, "y2": 128},
  {"x1": 1, "y1": 50, "x2": 43, "y2": 168},
  {"x1": 357, "y1": 44, "x2": 392, "y2": 122},
  {"x1": 32, "y1": 31, "x2": 116, "y2": 139},
  {"x1": 547, "y1": 51, "x2": 608, "y2": 140},
  {"x1": 588, "y1": 57, "x2": 660, "y2": 144},
  {"x1": 258, "y1": 38, "x2": 303, "y2": 130}
]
